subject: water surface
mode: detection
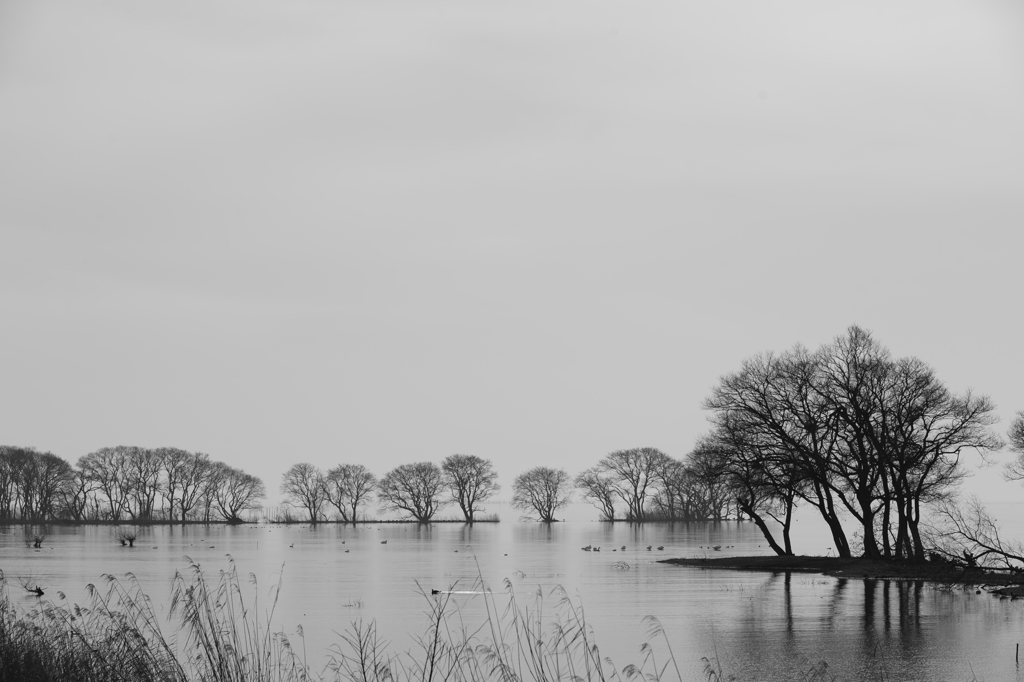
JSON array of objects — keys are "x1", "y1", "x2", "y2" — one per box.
[{"x1": 2, "y1": 505, "x2": 1023, "y2": 681}]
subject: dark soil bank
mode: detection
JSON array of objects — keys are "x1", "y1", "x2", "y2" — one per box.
[{"x1": 660, "y1": 555, "x2": 1024, "y2": 597}]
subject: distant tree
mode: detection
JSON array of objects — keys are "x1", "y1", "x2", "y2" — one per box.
[
  {"x1": 177, "y1": 451, "x2": 212, "y2": 521},
  {"x1": 78, "y1": 447, "x2": 134, "y2": 521},
  {"x1": 29, "y1": 451, "x2": 74, "y2": 521},
  {"x1": 378, "y1": 462, "x2": 447, "y2": 522},
  {"x1": 511, "y1": 467, "x2": 572, "y2": 523},
  {"x1": 0, "y1": 447, "x2": 74, "y2": 521},
  {"x1": 55, "y1": 468, "x2": 92, "y2": 521},
  {"x1": 595, "y1": 447, "x2": 672, "y2": 521},
  {"x1": 324, "y1": 464, "x2": 377, "y2": 522},
  {"x1": 441, "y1": 454, "x2": 499, "y2": 522},
  {"x1": 125, "y1": 448, "x2": 162, "y2": 520},
  {"x1": 156, "y1": 449, "x2": 210, "y2": 522},
  {"x1": 647, "y1": 457, "x2": 688, "y2": 521},
  {"x1": 209, "y1": 463, "x2": 265, "y2": 523},
  {"x1": 280, "y1": 463, "x2": 327, "y2": 522},
  {"x1": 574, "y1": 467, "x2": 617, "y2": 520},
  {"x1": 157, "y1": 447, "x2": 191, "y2": 521},
  {"x1": 1005, "y1": 412, "x2": 1024, "y2": 482}
]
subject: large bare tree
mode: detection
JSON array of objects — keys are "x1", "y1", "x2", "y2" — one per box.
[
  {"x1": 378, "y1": 462, "x2": 446, "y2": 522},
  {"x1": 511, "y1": 467, "x2": 572, "y2": 523},
  {"x1": 575, "y1": 467, "x2": 617, "y2": 521},
  {"x1": 441, "y1": 454, "x2": 499, "y2": 522},
  {"x1": 209, "y1": 463, "x2": 265, "y2": 523},
  {"x1": 280, "y1": 463, "x2": 327, "y2": 522},
  {"x1": 78, "y1": 447, "x2": 134, "y2": 521},
  {"x1": 704, "y1": 325, "x2": 1003, "y2": 561},
  {"x1": 595, "y1": 447, "x2": 672, "y2": 522},
  {"x1": 324, "y1": 464, "x2": 376, "y2": 522}
]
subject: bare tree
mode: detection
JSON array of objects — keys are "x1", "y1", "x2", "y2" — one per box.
[
  {"x1": 1005, "y1": 411, "x2": 1024, "y2": 481},
  {"x1": 511, "y1": 467, "x2": 572, "y2": 523},
  {"x1": 704, "y1": 326, "x2": 1002, "y2": 561},
  {"x1": 648, "y1": 457, "x2": 696, "y2": 521},
  {"x1": 56, "y1": 468, "x2": 92, "y2": 521},
  {"x1": 324, "y1": 464, "x2": 376, "y2": 522},
  {"x1": 930, "y1": 495, "x2": 1024, "y2": 570},
  {"x1": 209, "y1": 463, "x2": 265, "y2": 523},
  {"x1": 125, "y1": 448, "x2": 163, "y2": 520},
  {"x1": 281, "y1": 463, "x2": 327, "y2": 522},
  {"x1": 78, "y1": 447, "x2": 133, "y2": 521},
  {"x1": 682, "y1": 444, "x2": 732, "y2": 520},
  {"x1": 175, "y1": 451, "x2": 211, "y2": 521},
  {"x1": 596, "y1": 448, "x2": 671, "y2": 522},
  {"x1": 157, "y1": 447, "x2": 193, "y2": 521},
  {"x1": 2, "y1": 448, "x2": 75, "y2": 521},
  {"x1": 378, "y1": 462, "x2": 447, "y2": 522},
  {"x1": 441, "y1": 454, "x2": 499, "y2": 522},
  {"x1": 574, "y1": 467, "x2": 617, "y2": 520}
]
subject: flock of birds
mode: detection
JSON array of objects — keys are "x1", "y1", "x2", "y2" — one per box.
[
  {"x1": 580, "y1": 544, "x2": 736, "y2": 552},
  {"x1": 581, "y1": 544, "x2": 664, "y2": 552}
]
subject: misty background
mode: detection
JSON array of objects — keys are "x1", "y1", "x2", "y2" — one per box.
[{"x1": 1, "y1": 0, "x2": 1022, "y2": 507}]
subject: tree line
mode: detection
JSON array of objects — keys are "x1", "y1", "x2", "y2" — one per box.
[
  {"x1": 5, "y1": 326, "x2": 1018, "y2": 551},
  {"x1": 279, "y1": 450, "x2": 736, "y2": 524},
  {"x1": 0, "y1": 446, "x2": 264, "y2": 523},
  {"x1": 0, "y1": 444, "x2": 730, "y2": 525}
]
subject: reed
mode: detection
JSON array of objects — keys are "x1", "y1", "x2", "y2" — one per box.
[{"x1": 0, "y1": 561, "x2": 831, "y2": 682}]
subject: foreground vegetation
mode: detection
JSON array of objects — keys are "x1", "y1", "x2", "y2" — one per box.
[{"x1": 0, "y1": 559, "x2": 842, "y2": 682}]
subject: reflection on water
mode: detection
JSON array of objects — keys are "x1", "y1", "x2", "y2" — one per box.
[{"x1": 1, "y1": 508, "x2": 1023, "y2": 681}]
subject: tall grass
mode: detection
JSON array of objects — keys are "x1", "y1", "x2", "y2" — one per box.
[
  {"x1": 0, "y1": 568, "x2": 183, "y2": 681},
  {"x1": 0, "y1": 560, "x2": 830, "y2": 682}
]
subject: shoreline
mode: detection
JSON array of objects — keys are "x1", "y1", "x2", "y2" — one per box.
[{"x1": 659, "y1": 555, "x2": 1024, "y2": 597}]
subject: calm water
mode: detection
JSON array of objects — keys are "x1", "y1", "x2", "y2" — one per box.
[{"x1": 3, "y1": 503, "x2": 1024, "y2": 682}]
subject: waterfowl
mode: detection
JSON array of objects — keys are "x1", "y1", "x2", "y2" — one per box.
[
  {"x1": 712, "y1": 545, "x2": 721, "y2": 551},
  {"x1": 582, "y1": 545, "x2": 592, "y2": 551},
  {"x1": 657, "y1": 546, "x2": 664, "y2": 550}
]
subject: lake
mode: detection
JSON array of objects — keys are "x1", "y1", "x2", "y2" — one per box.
[{"x1": 2, "y1": 502, "x2": 1023, "y2": 681}]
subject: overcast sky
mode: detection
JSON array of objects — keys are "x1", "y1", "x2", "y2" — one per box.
[{"x1": 1, "y1": 0, "x2": 1022, "y2": 506}]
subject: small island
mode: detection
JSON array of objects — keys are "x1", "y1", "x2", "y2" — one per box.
[{"x1": 660, "y1": 555, "x2": 1024, "y2": 598}]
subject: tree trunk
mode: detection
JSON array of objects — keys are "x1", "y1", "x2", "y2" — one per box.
[
  {"x1": 859, "y1": 493, "x2": 882, "y2": 559},
  {"x1": 739, "y1": 499, "x2": 790, "y2": 556}
]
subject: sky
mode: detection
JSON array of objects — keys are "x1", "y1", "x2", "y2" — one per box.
[{"x1": 1, "y1": 0, "x2": 1022, "y2": 507}]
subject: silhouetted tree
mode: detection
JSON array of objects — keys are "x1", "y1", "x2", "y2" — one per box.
[
  {"x1": 324, "y1": 463, "x2": 376, "y2": 522},
  {"x1": 280, "y1": 463, "x2": 327, "y2": 522},
  {"x1": 1005, "y1": 412, "x2": 1024, "y2": 482},
  {"x1": 704, "y1": 325, "x2": 1002, "y2": 561},
  {"x1": 511, "y1": 467, "x2": 572, "y2": 522},
  {"x1": 209, "y1": 463, "x2": 265, "y2": 522},
  {"x1": 78, "y1": 447, "x2": 129, "y2": 520},
  {"x1": 441, "y1": 454, "x2": 499, "y2": 522},
  {"x1": 574, "y1": 467, "x2": 617, "y2": 520},
  {"x1": 595, "y1": 447, "x2": 671, "y2": 522},
  {"x1": 378, "y1": 462, "x2": 447, "y2": 522},
  {"x1": 932, "y1": 495, "x2": 1024, "y2": 570},
  {"x1": 126, "y1": 448, "x2": 162, "y2": 520}
]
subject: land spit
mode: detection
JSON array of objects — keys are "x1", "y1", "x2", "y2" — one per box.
[{"x1": 660, "y1": 555, "x2": 1024, "y2": 598}]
